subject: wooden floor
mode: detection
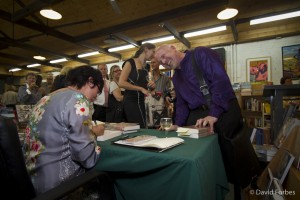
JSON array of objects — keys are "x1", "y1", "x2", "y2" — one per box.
[{"x1": 225, "y1": 184, "x2": 263, "y2": 200}]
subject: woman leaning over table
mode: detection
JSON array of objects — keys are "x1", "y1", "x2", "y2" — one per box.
[
  {"x1": 106, "y1": 65, "x2": 125, "y2": 123},
  {"x1": 22, "y1": 66, "x2": 115, "y2": 198},
  {"x1": 119, "y1": 43, "x2": 156, "y2": 128}
]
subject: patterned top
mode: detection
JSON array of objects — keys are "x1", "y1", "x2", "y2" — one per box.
[{"x1": 23, "y1": 88, "x2": 101, "y2": 194}]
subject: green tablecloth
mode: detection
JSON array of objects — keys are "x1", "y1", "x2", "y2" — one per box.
[{"x1": 95, "y1": 129, "x2": 229, "y2": 200}]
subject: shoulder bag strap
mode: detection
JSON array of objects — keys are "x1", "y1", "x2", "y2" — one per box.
[{"x1": 191, "y1": 50, "x2": 211, "y2": 107}]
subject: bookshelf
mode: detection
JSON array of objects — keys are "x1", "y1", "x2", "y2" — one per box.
[
  {"x1": 241, "y1": 95, "x2": 264, "y2": 128},
  {"x1": 263, "y1": 84, "x2": 300, "y2": 143},
  {"x1": 240, "y1": 94, "x2": 272, "y2": 145}
]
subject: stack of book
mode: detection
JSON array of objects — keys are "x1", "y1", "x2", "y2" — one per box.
[
  {"x1": 176, "y1": 126, "x2": 212, "y2": 139},
  {"x1": 240, "y1": 82, "x2": 252, "y2": 96},
  {"x1": 94, "y1": 122, "x2": 140, "y2": 141},
  {"x1": 251, "y1": 83, "x2": 265, "y2": 95},
  {"x1": 111, "y1": 122, "x2": 140, "y2": 134}
]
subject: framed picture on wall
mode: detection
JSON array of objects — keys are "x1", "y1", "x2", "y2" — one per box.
[
  {"x1": 247, "y1": 57, "x2": 271, "y2": 83},
  {"x1": 282, "y1": 44, "x2": 300, "y2": 79}
]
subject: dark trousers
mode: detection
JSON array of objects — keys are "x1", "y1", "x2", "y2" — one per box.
[
  {"x1": 187, "y1": 99, "x2": 243, "y2": 200},
  {"x1": 92, "y1": 104, "x2": 107, "y2": 122}
]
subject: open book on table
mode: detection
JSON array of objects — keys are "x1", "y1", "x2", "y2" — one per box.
[
  {"x1": 176, "y1": 126, "x2": 212, "y2": 138},
  {"x1": 113, "y1": 135, "x2": 184, "y2": 152}
]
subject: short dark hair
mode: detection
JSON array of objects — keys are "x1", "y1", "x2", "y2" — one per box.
[{"x1": 67, "y1": 66, "x2": 104, "y2": 91}]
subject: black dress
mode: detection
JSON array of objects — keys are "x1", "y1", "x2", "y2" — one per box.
[{"x1": 122, "y1": 58, "x2": 148, "y2": 128}]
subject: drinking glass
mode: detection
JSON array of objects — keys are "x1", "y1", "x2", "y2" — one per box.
[
  {"x1": 160, "y1": 118, "x2": 173, "y2": 137},
  {"x1": 146, "y1": 73, "x2": 153, "y2": 90}
]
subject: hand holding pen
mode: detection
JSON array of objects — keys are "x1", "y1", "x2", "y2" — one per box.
[{"x1": 92, "y1": 120, "x2": 105, "y2": 136}]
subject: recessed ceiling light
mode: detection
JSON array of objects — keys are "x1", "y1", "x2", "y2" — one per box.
[
  {"x1": 9, "y1": 68, "x2": 21, "y2": 72},
  {"x1": 33, "y1": 55, "x2": 46, "y2": 60},
  {"x1": 184, "y1": 26, "x2": 227, "y2": 38},
  {"x1": 40, "y1": 9, "x2": 62, "y2": 20},
  {"x1": 78, "y1": 51, "x2": 100, "y2": 58},
  {"x1": 27, "y1": 63, "x2": 41, "y2": 68},
  {"x1": 217, "y1": 8, "x2": 238, "y2": 20},
  {"x1": 50, "y1": 58, "x2": 68, "y2": 63},
  {"x1": 250, "y1": 10, "x2": 300, "y2": 25}
]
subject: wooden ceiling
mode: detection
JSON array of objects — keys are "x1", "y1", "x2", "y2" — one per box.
[{"x1": 0, "y1": 0, "x2": 300, "y2": 75}]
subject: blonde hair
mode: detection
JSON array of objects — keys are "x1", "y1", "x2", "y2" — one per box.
[{"x1": 109, "y1": 65, "x2": 120, "y2": 81}]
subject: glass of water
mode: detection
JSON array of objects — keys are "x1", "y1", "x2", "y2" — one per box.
[{"x1": 160, "y1": 118, "x2": 173, "y2": 137}]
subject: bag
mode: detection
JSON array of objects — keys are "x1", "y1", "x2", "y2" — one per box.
[
  {"x1": 106, "y1": 94, "x2": 124, "y2": 123},
  {"x1": 218, "y1": 121, "x2": 262, "y2": 188},
  {"x1": 145, "y1": 94, "x2": 168, "y2": 128}
]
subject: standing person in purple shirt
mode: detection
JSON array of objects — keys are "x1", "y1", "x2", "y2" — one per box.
[{"x1": 155, "y1": 44, "x2": 260, "y2": 200}]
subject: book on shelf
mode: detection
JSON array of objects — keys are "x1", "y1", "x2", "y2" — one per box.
[
  {"x1": 176, "y1": 126, "x2": 212, "y2": 138},
  {"x1": 113, "y1": 135, "x2": 184, "y2": 152}
]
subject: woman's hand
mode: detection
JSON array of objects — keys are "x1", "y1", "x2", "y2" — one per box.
[
  {"x1": 147, "y1": 80, "x2": 156, "y2": 90},
  {"x1": 195, "y1": 116, "x2": 217, "y2": 133},
  {"x1": 140, "y1": 87, "x2": 150, "y2": 96},
  {"x1": 92, "y1": 124, "x2": 105, "y2": 136}
]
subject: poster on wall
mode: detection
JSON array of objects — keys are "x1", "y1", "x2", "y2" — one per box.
[
  {"x1": 282, "y1": 44, "x2": 300, "y2": 79},
  {"x1": 247, "y1": 57, "x2": 271, "y2": 83}
]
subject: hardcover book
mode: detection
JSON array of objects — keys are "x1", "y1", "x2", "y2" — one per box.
[
  {"x1": 97, "y1": 129, "x2": 122, "y2": 141},
  {"x1": 113, "y1": 135, "x2": 184, "y2": 152},
  {"x1": 176, "y1": 126, "x2": 212, "y2": 138}
]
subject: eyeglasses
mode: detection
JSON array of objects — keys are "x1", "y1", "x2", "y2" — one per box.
[{"x1": 113, "y1": 69, "x2": 121, "y2": 73}]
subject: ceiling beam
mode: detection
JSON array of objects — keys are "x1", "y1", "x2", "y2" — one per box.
[
  {"x1": 159, "y1": 22, "x2": 190, "y2": 48},
  {"x1": 0, "y1": 37, "x2": 89, "y2": 65},
  {"x1": 77, "y1": 42, "x2": 121, "y2": 59},
  {"x1": 0, "y1": 52, "x2": 62, "y2": 68},
  {"x1": 17, "y1": 19, "x2": 93, "y2": 42},
  {"x1": 113, "y1": 33, "x2": 141, "y2": 47},
  {"x1": 75, "y1": 0, "x2": 227, "y2": 41},
  {"x1": 14, "y1": 0, "x2": 45, "y2": 25},
  {"x1": 0, "y1": 62, "x2": 40, "y2": 72},
  {"x1": 229, "y1": 20, "x2": 238, "y2": 42},
  {"x1": 0, "y1": 10, "x2": 120, "y2": 59},
  {"x1": 12, "y1": 0, "x2": 63, "y2": 22}
]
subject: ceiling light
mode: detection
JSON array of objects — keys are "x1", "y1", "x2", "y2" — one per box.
[
  {"x1": 250, "y1": 10, "x2": 300, "y2": 25},
  {"x1": 108, "y1": 44, "x2": 135, "y2": 52},
  {"x1": 9, "y1": 68, "x2": 21, "y2": 72},
  {"x1": 40, "y1": 9, "x2": 62, "y2": 20},
  {"x1": 184, "y1": 25, "x2": 227, "y2": 38},
  {"x1": 50, "y1": 58, "x2": 68, "y2": 63},
  {"x1": 217, "y1": 8, "x2": 238, "y2": 20},
  {"x1": 33, "y1": 55, "x2": 46, "y2": 60},
  {"x1": 27, "y1": 63, "x2": 41, "y2": 68},
  {"x1": 142, "y1": 36, "x2": 175, "y2": 44},
  {"x1": 78, "y1": 51, "x2": 100, "y2": 58}
]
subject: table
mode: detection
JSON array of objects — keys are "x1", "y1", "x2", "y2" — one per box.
[{"x1": 95, "y1": 129, "x2": 229, "y2": 200}]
